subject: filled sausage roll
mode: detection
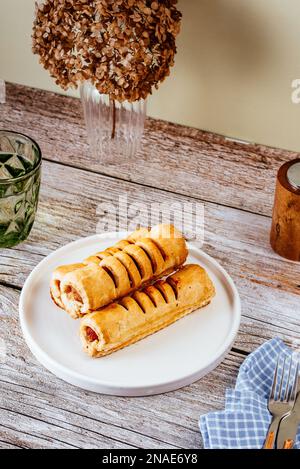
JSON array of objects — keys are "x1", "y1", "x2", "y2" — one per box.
[
  {"x1": 50, "y1": 226, "x2": 153, "y2": 311},
  {"x1": 50, "y1": 263, "x2": 84, "y2": 309},
  {"x1": 60, "y1": 224, "x2": 188, "y2": 318},
  {"x1": 83, "y1": 226, "x2": 152, "y2": 264},
  {"x1": 80, "y1": 264, "x2": 215, "y2": 357}
]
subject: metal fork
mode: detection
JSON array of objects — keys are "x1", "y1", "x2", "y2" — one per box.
[{"x1": 263, "y1": 354, "x2": 298, "y2": 449}]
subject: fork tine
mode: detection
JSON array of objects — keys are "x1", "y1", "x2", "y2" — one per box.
[
  {"x1": 288, "y1": 359, "x2": 299, "y2": 404},
  {"x1": 278, "y1": 356, "x2": 286, "y2": 401},
  {"x1": 283, "y1": 356, "x2": 293, "y2": 401},
  {"x1": 264, "y1": 354, "x2": 297, "y2": 449},
  {"x1": 270, "y1": 356, "x2": 279, "y2": 400}
]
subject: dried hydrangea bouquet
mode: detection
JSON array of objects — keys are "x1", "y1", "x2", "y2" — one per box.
[{"x1": 32, "y1": 0, "x2": 181, "y2": 161}]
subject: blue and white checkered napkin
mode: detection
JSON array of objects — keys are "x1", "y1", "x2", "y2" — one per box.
[{"x1": 199, "y1": 338, "x2": 300, "y2": 449}]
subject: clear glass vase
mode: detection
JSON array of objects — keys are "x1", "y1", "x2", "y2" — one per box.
[{"x1": 80, "y1": 82, "x2": 147, "y2": 163}]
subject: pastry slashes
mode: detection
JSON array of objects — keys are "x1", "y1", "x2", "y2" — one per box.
[
  {"x1": 50, "y1": 224, "x2": 188, "y2": 318},
  {"x1": 80, "y1": 264, "x2": 215, "y2": 357}
]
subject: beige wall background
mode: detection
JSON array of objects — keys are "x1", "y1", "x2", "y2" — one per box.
[{"x1": 1, "y1": 0, "x2": 300, "y2": 151}]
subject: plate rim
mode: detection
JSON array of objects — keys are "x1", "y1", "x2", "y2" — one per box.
[{"x1": 19, "y1": 232, "x2": 241, "y2": 396}]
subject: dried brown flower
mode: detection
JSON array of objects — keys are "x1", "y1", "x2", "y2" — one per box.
[{"x1": 32, "y1": 0, "x2": 181, "y2": 102}]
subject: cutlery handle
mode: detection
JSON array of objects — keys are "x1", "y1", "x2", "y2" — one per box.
[
  {"x1": 276, "y1": 412, "x2": 299, "y2": 449},
  {"x1": 263, "y1": 417, "x2": 281, "y2": 449},
  {"x1": 283, "y1": 439, "x2": 294, "y2": 449},
  {"x1": 264, "y1": 431, "x2": 275, "y2": 449}
]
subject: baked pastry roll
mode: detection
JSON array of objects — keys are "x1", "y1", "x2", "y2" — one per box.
[
  {"x1": 51, "y1": 224, "x2": 188, "y2": 318},
  {"x1": 83, "y1": 227, "x2": 151, "y2": 264},
  {"x1": 80, "y1": 264, "x2": 215, "y2": 357},
  {"x1": 49, "y1": 227, "x2": 154, "y2": 311},
  {"x1": 50, "y1": 263, "x2": 84, "y2": 309}
]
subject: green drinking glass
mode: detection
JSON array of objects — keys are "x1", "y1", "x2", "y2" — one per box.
[{"x1": 0, "y1": 130, "x2": 42, "y2": 248}]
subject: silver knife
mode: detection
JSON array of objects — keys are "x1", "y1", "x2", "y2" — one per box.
[{"x1": 277, "y1": 374, "x2": 300, "y2": 449}]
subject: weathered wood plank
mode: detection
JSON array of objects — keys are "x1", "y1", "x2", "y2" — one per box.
[
  {"x1": 0, "y1": 284, "x2": 244, "y2": 449},
  {"x1": 1, "y1": 83, "x2": 299, "y2": 450},
  {"x1": 0, "y1": 439, "x2": 23, "y2": 449},
  {"x1": 0, "y1": 161, "x2": 299, "y2": 353},
  {"x1": 0, "y1": 80, "x2": 5, "y2": 104},
  {"x1": 1, "y1": 83, "x2": 299, "y2": 216}
]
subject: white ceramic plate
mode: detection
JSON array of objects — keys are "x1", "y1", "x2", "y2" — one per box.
[{"x1": 19, "y1": 232, "x2": 241, "y2": 396}]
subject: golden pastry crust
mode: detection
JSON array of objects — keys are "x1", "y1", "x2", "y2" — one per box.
[
  {"x1": 50, "y1": 227, "x2": 152, "y2": 309},
  {"x1": 80, "y1": 264, "x2": 215, "y2": 357},
  {"x1": 50, "y1": 263, "x2": 84, "y2": 309},
  {"x1": 54, "y1": 224, "x2": 188, "y2": 318}
]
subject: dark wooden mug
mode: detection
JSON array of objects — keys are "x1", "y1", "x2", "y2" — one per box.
[{"x1": 270, "y1": 159, "x2": 300, "y2": 261}]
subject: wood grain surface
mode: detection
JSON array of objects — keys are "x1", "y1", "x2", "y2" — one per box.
[
  {"x1": 0, "y1": 83, "x2": 299, "y2": 449},
  {"x1": 2, "y1": 83, "x2": 299, "y2": 216}
]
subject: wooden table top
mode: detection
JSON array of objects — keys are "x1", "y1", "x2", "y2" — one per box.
[{"x1": 0, "y1": 82, "x2": 299, "y2": 449}]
